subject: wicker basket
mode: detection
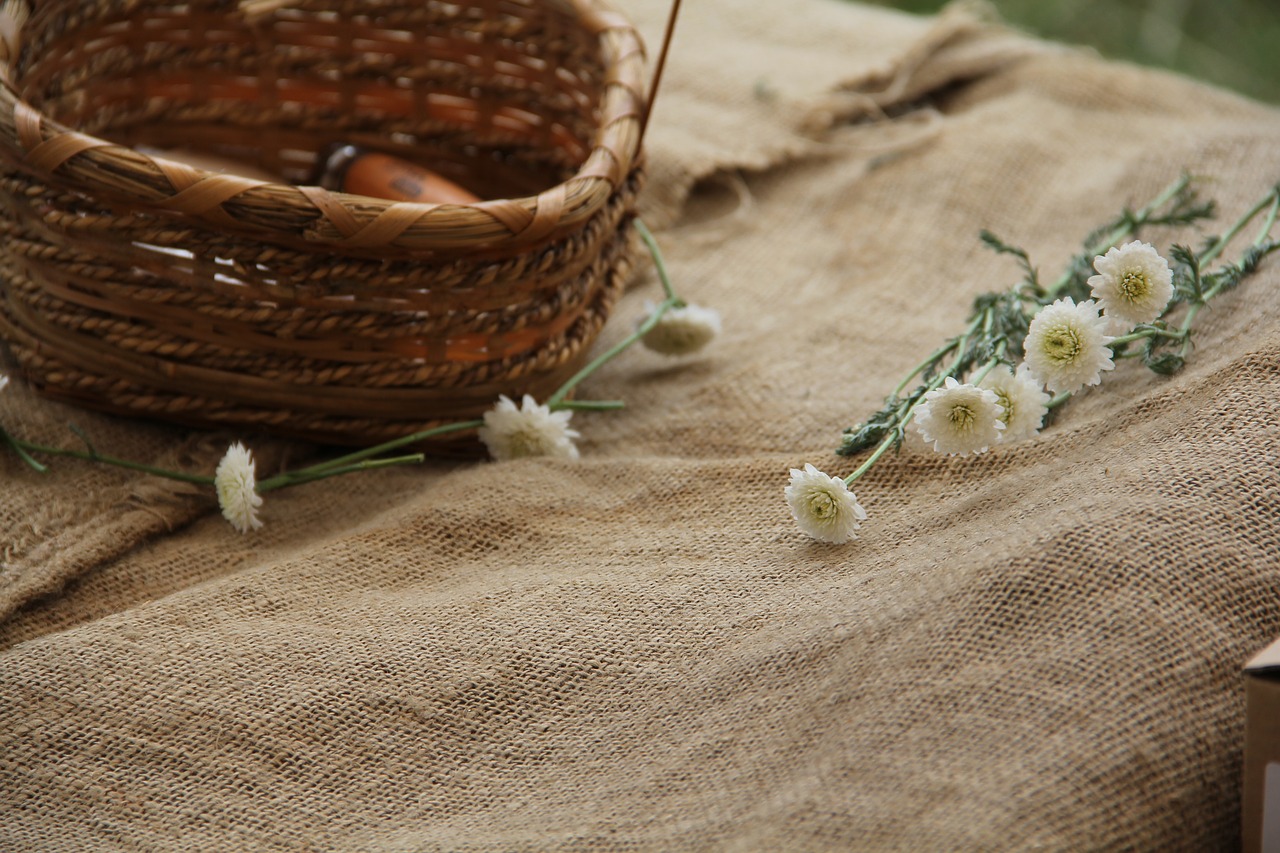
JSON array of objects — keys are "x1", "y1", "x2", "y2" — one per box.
[{"x1": 0, "y1": 0, "x2": 647, "y2": 448}]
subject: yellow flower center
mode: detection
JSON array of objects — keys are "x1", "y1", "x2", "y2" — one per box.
[
  {"x1": 948, "y1": 403, "x2": 976, "y2": 433},
  {"x1": 994, "y1": 389, "x2": 1014, "y2": 424},
  {"x1": 1119, "y1": 269, "x2": 1150, "y2": 303},
  {"x1": 807, "y1": 490, "x2": 838, "y2": 520},
  {"x1": 1042, "y1": 324, "x2": 1082, "y2": 364},
  {"x1": 508, "y1": 429, "x2": 542, "y2": 458}
]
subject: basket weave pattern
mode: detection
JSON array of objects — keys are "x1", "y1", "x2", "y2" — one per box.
[{"x1": 0, "y1": 0, "x2": 647, "y2": 446}]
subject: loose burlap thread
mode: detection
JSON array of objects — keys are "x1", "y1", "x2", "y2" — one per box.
[{"x1": 2, "y1": 0, "x2": 1279, "y2": 849}]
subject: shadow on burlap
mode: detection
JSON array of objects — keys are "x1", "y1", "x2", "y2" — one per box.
[{"x1": 2, "y1": 0, "x2": 1279, "y2": 849}]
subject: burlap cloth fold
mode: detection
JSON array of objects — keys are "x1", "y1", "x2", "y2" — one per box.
[{"x1": 3, "y1": 0, "x2": 1279, "y2": 849}]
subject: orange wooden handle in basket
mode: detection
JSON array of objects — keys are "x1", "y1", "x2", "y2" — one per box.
[{"x1": 319, "y1": 146, "x2": 481, "y2": 205}]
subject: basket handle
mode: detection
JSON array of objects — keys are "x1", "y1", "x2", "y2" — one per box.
[{"x1": 639, "y1": 0, "x2": 683, "y2": 147}]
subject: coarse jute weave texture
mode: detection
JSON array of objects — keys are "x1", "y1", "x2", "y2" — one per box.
[{"x1": 2, "y1": 0, "x2": 1280, "y2": 850}]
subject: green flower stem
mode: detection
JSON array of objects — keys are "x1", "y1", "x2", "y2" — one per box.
[
  {"x1": 256, "y1": 419, "x2": 483, "y2": 491},
  {"x1": 968, "y1": 353, "x2": 1005, "y2": 387},
  {"x1": 1249, "y1": 193, "x2": 1280, "y2": 253},
  {"x1": 1177, "y1": 305, "x2": 1203, "y2": 361},
  {"x1": 260, "y1": 454, "x2": 426, "y2": 490},
  {"x1": 1045, "y1": 174, "x2": 1192, "y2": 300},
  {"x1": 893, "y1": 329, "x2": 970, "y2": 397},
  {"x1": 546, "y1": 220, "x2": 676, "y2": 408},
  {"x1": 1200, "y1": 205, "x2": 1280, "y2": 303},
  {"x1": 847, "y1": 313, "x2": 996, "y2": 481},
  {"x1": 545, "y1": 295, "x2": 678, "y2": 408},
  {"x1": 890, "y1": 306, "x2": 991, "y2": 399},
  {"x1": 4, "y1": 435, "x2": 216, "y2": 485},
  {"x1": 970, "y1": 336, "x2": 1010, "y2": 388},
  {"x1": 941, "y1": 312, "x2": 986, "y2": 379},
  {"x1": 1109, "y1": 327, "x2": 1187, "y2": 348},
  {"x1": 1046, "y1": 391, "x2": 1072, "y2": 410},
  {"x1": 635, "y1": 219, "x2": 679, "y2": 302},
  {"x1": 262, "y1": 396, "x2": 624, "y2": 495},
  {"x1": 891, "y1": 340, "x2": 957, "y2": 397},
  {"x1": 554, "y1": 399, "x2": 626, "y2": 411},
  {"x1": 2, "y1": 428, "x2": 48, "y2": 473},
  {"x1": 1173, "y1": 187, "x2": 1280, "y2": 359},
  {"x1": 1198, "y1": 186, "x2": 1279, "y2": 268},
  {"x1": 844, "y1": 428, "x2": 900, "y2": 486},
  {"x1": 1254, "y1": 191, "x2": 1280, "y2": 246}
]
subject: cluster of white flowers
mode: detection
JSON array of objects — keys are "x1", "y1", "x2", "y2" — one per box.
[
  {"x1": 913, "y1": 240, "x2": 1174, "y2": 457},
  {"x1": 788, "y1": 240, "x2": 1175, "y2": 543}
]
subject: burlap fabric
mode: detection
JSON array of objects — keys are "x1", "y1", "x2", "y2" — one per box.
[{"x1": 2, "y1": 0, "x2": 1279, "y2": 849}]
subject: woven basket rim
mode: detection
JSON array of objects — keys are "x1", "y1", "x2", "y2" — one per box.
[{"x1": 0, "y1": 0, "x2": 648, "y2": 253}]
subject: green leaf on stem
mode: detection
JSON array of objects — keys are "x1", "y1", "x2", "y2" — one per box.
[
  {"x1": 979, "y1": 230, "x2": 1041, "y2": 294},
  {"x1": 68, "y1": 422, "x2": 99, "y2": 457},
  {"x1": 1144, "y1": 352, "x2": 1186, "y2": 375}
]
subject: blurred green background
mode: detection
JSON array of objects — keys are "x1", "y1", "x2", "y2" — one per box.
[{"x1": 860, "y1": 0, "x2": 1280, "y2": 103}]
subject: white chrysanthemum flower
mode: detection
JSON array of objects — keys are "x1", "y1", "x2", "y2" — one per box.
[
  {"x1": 1023, "y1": 297, "x2": 1115, "y2": 394},
  {"x1": 979, "y1": 363, "x2": 1051, "y2": 443},
  {"x1": 785, "y1": 463, "x2": 868, "y2": 544},
  {"x1": 479, "y1": 394, "x2": 580, "y2": 461},
  {"x1": 215, "y1": 442, "x2": 263, "y2": 534},
  {"x1": 640, "y1": 301, "x2": 721, "y2": 356},
  {"x1": 911, "y1": 376, "x2": 1005, "y2": 456},
  {"x1": 1088, "y1": 240, "x2": 1174, "y2": 328}
]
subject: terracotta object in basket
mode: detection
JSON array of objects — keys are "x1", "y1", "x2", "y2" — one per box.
[{"x1": 0, "y1": 0, "x2": 647, "y2": 449}]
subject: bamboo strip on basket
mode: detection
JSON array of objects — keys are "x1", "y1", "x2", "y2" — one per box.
[
  {"x1": 0, "y1": 249, "x2": 633, "y2": 438},
  {"x1": 0, "y1": 226, "x2": 631, "y2": 409},
  {"x1": 0, "y1": 169, "x2": 638, "y2": 315}
]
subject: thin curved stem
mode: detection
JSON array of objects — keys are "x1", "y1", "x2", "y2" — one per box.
[
  {"x1": 262, "y1": 454, "x2": 426, "y2": 490},
  {"x1": 893, "y1": 338, "x2": 962, "y2": 398},
  {"x1": 5, "y1": 436, "x2": 216, "y2": 485},
  {"x1": 635, "y1": 219, "x2": 679, "y2": 301},
  {"x1": 553, "y1": 399, "x2": 626, "y2": 411},
  {"x1": 844, "y1": 429, "x2": 899, "y2": 486},
  {"x1": 1046, "y1": 391, "x2": 1072, "y2": 410},
  {"x1": 546, "y1": 218, "x2": 676, "y2": 407},
  {"x1": 1109, "y1": 327, "x2": 1185, "y2": 348},
  {"x1": 1199, "y1": 187, "x2": 1279, "y2": 267},
  {"x1": 256, "y1": 420, "x2": 482, "y2": 491}
]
